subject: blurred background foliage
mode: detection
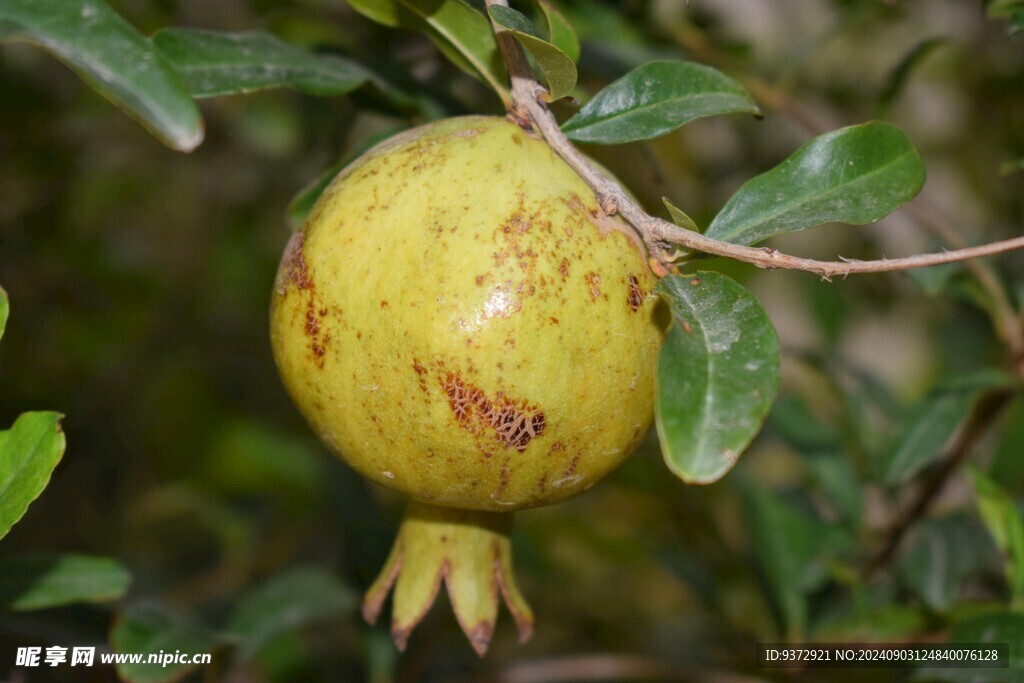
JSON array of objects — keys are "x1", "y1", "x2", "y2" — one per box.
[{"x1": 1, "y1": 0, "x2": 1024, "y2": 681}]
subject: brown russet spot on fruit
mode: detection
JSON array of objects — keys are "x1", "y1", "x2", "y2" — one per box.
[
  {"x1": 558, "y1": 257, "x2": 570, "y2": 281},
  {"x1": 584, "y1": 272, "x2": 602, "y2": 301},
  {"x1": 563, "y1": 453, "x2": 580, "y2": 478},
  {"x1": 412, "y1": 359, "x2": 429, "y2": 394},
  {"x1": 290, "y1": 240, "x2": 329, "y2": 369},
  {"x1": 440, "y1": 372, "x2": 546, "y2": 452},
  {"x1": 627, "y1": 274, "x2": 643, "y2": 312},
  {"x1": 305, "y1": 306, "x2": 320, "y2": 338},
  {"x1": 279, "y1": 231, "x2": 313, "y2": 293}
]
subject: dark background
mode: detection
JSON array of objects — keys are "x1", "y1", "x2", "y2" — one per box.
[{"x1": 1, "y1": 1, "x2": 1023, "y2": 680}]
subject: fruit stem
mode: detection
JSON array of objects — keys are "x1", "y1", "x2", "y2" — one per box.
[
  {"x1": 362, "y1": 501, "x2": 533, "y2": 656},
  {"x1": 484, "y1": 0, "x2": 1024, "y2": 279}
]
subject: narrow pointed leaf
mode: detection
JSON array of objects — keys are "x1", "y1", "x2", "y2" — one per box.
[
  {"x1": 0, "y1": 554, "x2": 130, "y2": 610},
  {"x1": 879, "y1": 389, "x2": 978, "y2": 486},
  {"x1": 663, "y1": 197, "x2": 700, "y2": 233},
  {"x1": 489, "y1": 6, "x2": 576, "y2": 101},
  {"x1": 0, "y1": 412, "x2": 66, "y2": 541},
  {"x1": 151, "y1": 29, "x2": 378, "y2": 98},
  {"x1": 655, "y1": 273, "x2": 780, "y2": 484},
  {"x1": 877, "y1": 38, "x2": 946, "y2": 116},
  {"x1": 346, "y1": 0, "x2": 508, "y2": 102},
  {"x1": 969, "y1": 468, "x2": 1024, "y2": 604},
  {"x1": 0, "y1": 0, "x2": 203, "y2": 152},
  {"x1": 537, "y1": 0, "x2": 579, "y2": 62},
  {"x1": 561, "y1": 61, "x2": 760, "y2": 144},
  {"x1": 706, "y1": 122, "x2": 926, "y2": 246}
]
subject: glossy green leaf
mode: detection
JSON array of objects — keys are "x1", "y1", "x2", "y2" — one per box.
[
  {"x1": 969, "y1": 468, "x2": 1024, "y2": 605},
  {"x1": 227, "y1": 567, "x2": 356, "y2": 659},
  {"x1": 0, "y1": 412, "x2": 66, "y2": 541},
  {"x1": 879, "y1": 389, "x2": 978, "y2": 486},
  {"x1": 111, "y1": 605, "x2": 220, "y2": 683},
  {"x1": 0, "y1": 286, "x2": 8, "y2": 341},
  {"x1": 489, "y1": 6, "x2": 577, "y2": 101},
  {"x1": 561, "y1": 61, "x2": 760, "y2": 144},
  {"x1": 654, "y1": 272, "x2": 780, "y2": 484},
  {"x1": 739, "y1": 481, "x2": 854, "y2": 635},
  {"x1": 896, "y1": 514, "x2": 999, "y2": 612},
  {"x1": 0, "y1": 0, "x2": 203, "y2": 152},
  {"x1": 151, "y1": 29, "x2": 377, "y2": 98},
  {"x1": 706, "y1": 122, "x2": 926, "y2": 246},
  {"x1": 662, "y1": 197, "x2": 700, "y2": 233},
  {"x1": 346, "y1": 0, "x2": 508, "y2": 102},
  {"x1": 0, "y1": 554, "x2": 130, "y2": 610},
  {"x1": 537, "y1": 0, "x2": 580, "y2": 62}
]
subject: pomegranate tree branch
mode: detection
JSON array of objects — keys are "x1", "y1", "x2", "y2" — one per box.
[{"x1": 485, "y1": 0, "x2": 1024, "y2": 279}]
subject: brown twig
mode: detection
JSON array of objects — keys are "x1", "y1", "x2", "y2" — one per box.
[
  {"x1": 865, "y1": 389, "x2": 1014, "y2": 577},
  {"x1": 485, "y1": 0, "x2": 1024, "y2": 279}
]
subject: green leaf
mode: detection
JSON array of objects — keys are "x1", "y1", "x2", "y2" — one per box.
[
  {"x1": 896, "y1": 514, "x2": 999, "y2": 612},
  {"x1": 768, "y1": 394, "x2": 839, "y2": 451},
  {"x1": 227, "y1": 567, "x2": 356, "y2": 659},
  {"x1": 992, "y1": 398, "x2": 1024, "y2": 489},
  {"x1": 0, "y1": 286, "x2": 8, "y2": 342},
  {"x1": 916, "y1": 612, "x2": 1024, "y2": 682},
  {"x1": 488, "y1": 6, "x2": 577, "y2": 101},
  {"x1": 346, "y1": 0, "x2": 508, "y2": 103},
  {"x1": 738, "y1": 481, "x2": 854, "y2": 635},
  {"x1": 1012, "y1": 10, "x2": 1024, "y2": 34},
  {"x1": 987, "y1": 0, "x2": 1024, "y2": 17},
  {"x1": 879, "y1": 389, "x2": 978, "y2": 486},
  {"x1": 0, "y1": 412, "x2": 66, "y2": 541},
  {"x1": 662, "y1": 197, "x2": 700, "y2": 233},
  {"x1": 0, "y1": 0, "x2": 203, "y2": 152},
  {"x1": 537, "y1": 0, "x2": 579, "y2": 62},
  {"x1": 877, "y1": 38, "x2": 946, "y2": 117},
  {"x1": 806, "y1": 451, "x2": 863, "y2": 526},
  {"x1": 111, "y1": 605, "x2": 220, "y2": 683},
  {"x1": 706, "y1": 122, "x2": 926, "y2": 246},
  {"x1": 969, "y1": 468, "x2": 1024, "y2": 605},
  {"x1": 1000, "y1": 157, "x2": 1024, "y2": 175},
  {"x1": 561, "y1": 61, "x2": 760, "y2": 145},
  {"x1": 151, "y1": 29, "x2": 378, "y2": 98},
  {"x1": 0, "y1": 554, "x2": 130, "y2": 610},
  {"x1": 654, "y1": 272, "x2": 780, "y2": 484},
  {"x1": 768, "y1": 397, "x2": 861, "y2": 525}
]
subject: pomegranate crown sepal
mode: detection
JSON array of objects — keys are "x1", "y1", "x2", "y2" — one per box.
[{"x1": 362, "y1": 501, "x2": 534, "y2": 656}]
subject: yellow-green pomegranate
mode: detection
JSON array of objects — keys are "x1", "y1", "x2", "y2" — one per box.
[{"x1": 270, "y1": 116, "x2": 666, "y2": 654}]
